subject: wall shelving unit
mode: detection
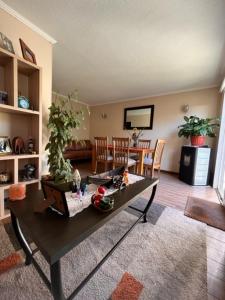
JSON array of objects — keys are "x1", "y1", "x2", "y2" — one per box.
[{"x1": 0, "y1": 47, "x2": 42, "y2": 219}]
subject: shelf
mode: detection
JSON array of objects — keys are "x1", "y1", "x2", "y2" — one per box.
[
  {"x1": 18, "y1": 179, "x2": 39, "y2": 185},
  {"x1": 0, "y1": 183, "x2": 13, "y2": 189},
  {"x1": 17, "y1": 154, "x2": 40, "y2": 159},
  {"x1": 0, "y1": 46, "x2": 41, "y2": 220},
  {"x1": 0, "y1": 47, "x2": 14, "y2": 59},
  {"x1": 17, "y1": 57, "x2": 39, "y2": 75},
  {"x1": 0, "y1": 179, "x2": 39, "y2": 187},
  {"x1": 0, "y1": 103, "x2": 39, "y2": 115},
  {"x1": 0, "y1": 154, "x2": 39, "y2": 161}
]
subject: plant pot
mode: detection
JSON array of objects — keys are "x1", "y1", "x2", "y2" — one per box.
[{"x1": 190, "y1": 136, "x2": 206, "y2": 146}]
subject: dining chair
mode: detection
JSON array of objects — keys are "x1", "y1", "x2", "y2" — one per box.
[
  {"x1": 135, "y1": 139, "x2": 152, "y2": 171},
  {"x1": 94, "y1": 136, "x2": 113, "y2": 173},
  {"x1": 130, "y1": 139, "x2": 151, "y2": 162},
  {"x1": 138, "y1": 139, "x2": 151, "y2": 150},
  {"x1": 143, "y1": 139, "x2": 166, "y2": 178},
  {"x1": 112, "y1": 137, "x2": 136, "y2": 172}
]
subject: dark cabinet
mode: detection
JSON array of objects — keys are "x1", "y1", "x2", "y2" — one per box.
[{"x1": 179, "y1": 146, "x2": 211, "y2": 185}]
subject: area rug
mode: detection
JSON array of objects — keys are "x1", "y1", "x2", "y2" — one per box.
[
  {"x1": 0, "y1": 205, "x2": 207, "y2": 299},
  {"x1": 0, "y1": 225, "x2": 23, "y2": 275},
  {"x1": 185, "y1": 196, "x2": 225, "y2": 231}
]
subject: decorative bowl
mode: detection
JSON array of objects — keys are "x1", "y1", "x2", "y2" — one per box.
[{"x1": 91, "y1": 195, "x2": 114, "y2": 213}]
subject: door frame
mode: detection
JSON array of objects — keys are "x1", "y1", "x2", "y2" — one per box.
[{"x1": 213, "y1": 79, "x2": 225, "y2": 203}]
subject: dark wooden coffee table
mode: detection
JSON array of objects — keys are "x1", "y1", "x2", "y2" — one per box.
[{"x1": 8, "y1": 176, "x2": 158, "y2": 300}]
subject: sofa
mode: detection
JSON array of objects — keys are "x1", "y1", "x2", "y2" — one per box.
[{"x1": 64, "y1": 139, "x2": 92, "y2": 161}]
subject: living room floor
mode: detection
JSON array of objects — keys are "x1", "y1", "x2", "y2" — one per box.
[{"x1": 75, "y1": 160, "x2": 224, "y2": 300}]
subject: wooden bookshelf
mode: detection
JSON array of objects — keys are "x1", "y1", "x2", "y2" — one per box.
[{"x1": 0, "y1": 47, "x2": 42, "y2": 219}]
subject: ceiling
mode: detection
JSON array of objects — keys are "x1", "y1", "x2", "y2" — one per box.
[{"x1": 3, "y1": 0, "x2": 225, "y2": 105}]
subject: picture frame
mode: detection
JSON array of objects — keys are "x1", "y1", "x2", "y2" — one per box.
[
  {"x1": 123, "y1": 105, "x2": 155, "y2": 130},
  {"x1": 0, "y1": 32, "x2": 15, "y2": 54},
  {"x1": 19, "y1": 38, "x2": 37, "y2": 64},
  {"x1": 0, "y1": 136, "x2": 12, "y2": 155}
]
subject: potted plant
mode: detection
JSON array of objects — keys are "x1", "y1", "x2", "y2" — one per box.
[
  {"x1": 45, "y1": 92, "x2": 84, "y2": 183},
  {"x1": 178, "y1": 116, "x2": 220, "y2": 146}
]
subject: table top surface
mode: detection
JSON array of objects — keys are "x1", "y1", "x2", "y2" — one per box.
[{"x1": 8, "y1": 177, "x2": 158, "y2": 265}]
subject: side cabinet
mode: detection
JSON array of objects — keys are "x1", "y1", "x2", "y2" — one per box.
[{"x1": 179, "y1": 146, "x2": 211, "y2": 186}]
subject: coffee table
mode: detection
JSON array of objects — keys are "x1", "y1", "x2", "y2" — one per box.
[{"x1": 8, "y1": 176, "x2": 158, "y2": 300}]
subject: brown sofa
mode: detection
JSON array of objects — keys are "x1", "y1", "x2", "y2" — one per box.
[{"x1": 64, "y1": 139, "x2": 92, "y2": 161}]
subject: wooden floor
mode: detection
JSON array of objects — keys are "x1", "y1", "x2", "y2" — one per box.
[{"x1": 1, "y1": 161, "x2": 225, "y2": 299}]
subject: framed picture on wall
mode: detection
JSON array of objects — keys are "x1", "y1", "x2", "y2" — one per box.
[
  {"x1": 123, "y1": 105, "x2": 154, "y2": 130},
  {"x1": 19, "y1": 38, "x2": 37, "y2": 64},
  {"x1": 0, "y1": 32, "x2": 15, "y2": 54}
]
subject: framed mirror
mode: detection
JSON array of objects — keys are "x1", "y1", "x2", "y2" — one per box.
[{"x1": 123, "y1": 105, "x2": 154, "y2": 130}]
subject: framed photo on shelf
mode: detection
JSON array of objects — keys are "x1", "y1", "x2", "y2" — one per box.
[
  {"x1": 0, "y1": 136, "x2": 12, "y2": 155},
  {"x1": 19, "y1": 38, "x2": 37, "y2": 64},
  {"x1": 0, "y1": 32, "x2": 15, "y2": 54}
]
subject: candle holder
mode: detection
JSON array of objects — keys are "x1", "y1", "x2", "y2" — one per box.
[{"x1": 9, "y1": 184, "x2": 26, "y2": 201}]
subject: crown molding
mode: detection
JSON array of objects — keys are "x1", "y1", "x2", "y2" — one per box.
[
  {"x1": 52, "y1": 91, "x2": 89, "y2": 107},
  {"x1": 0, "y1": 1, "x2": 57, "y2": 44},
  {"x1": 90, "y1": 84, "x2": 220, "y2": 106}
]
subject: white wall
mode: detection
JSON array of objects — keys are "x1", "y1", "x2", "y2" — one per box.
[
  {"x1": 52, "y1": 92, "x2": 90, "y2": 140},
  {"x1": 90, "y1": 87, "x2": 221, "y2": 172}
]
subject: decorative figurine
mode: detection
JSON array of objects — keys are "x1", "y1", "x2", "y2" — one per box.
[
  {"x1": 27, "y1": 137, "x2": 34, "y2": 154},
  {"x1": 131, "y1": 128, "x2": 143, "y2": 147},
  {"x1": 0, "y1": 171, "x2": 10, "y2": 184},
  {"x1": 123, "y1": 169, "x2": 129, "y2": 185},
  {"x1": 73, "y1": 168, "x2": 81, "y2": 189},
  {"x1": 12, "y1": 136, "x2": 25, "y2": 154},
  {"x1": 20, "y1": 164, "x2": 36, "y2": 181},
  {"x1": 113, "y1": 175, "x2": 126, "y2": 190},
  {"x1": 0, "y1": 91, "x2": 8, "y2": 105},
  {"x1": 80, "y1": 182, "x2": 87, "y2": 196},
  {"x1": 71, "y1": 180, "x2": 78, "y2": 197}
]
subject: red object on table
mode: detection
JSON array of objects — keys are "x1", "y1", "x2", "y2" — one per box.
[{"x1": 9, "y1": 184, "x2": 26, "y2": 201}]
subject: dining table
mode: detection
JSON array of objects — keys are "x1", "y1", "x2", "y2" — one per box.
[{"x1": 92, "y1": 144, "x2": 154, "y2": 175}]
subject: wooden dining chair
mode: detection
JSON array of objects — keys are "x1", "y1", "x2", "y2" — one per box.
[
  {"x1": 143, "y1": 139, "x2": 166, "y2": 178},
  {"x1": 94, "y1": 136, "x2": 113, "y2": 173},
  {"x1": 138, "y1": 139, "x2": 151, "y2": 150},
  {"x1": 112, "y1": 137, "x2": 136, "y2": 172},
  {"x1": 135, "y1": 139, "x2": 152, "y2": 171}
]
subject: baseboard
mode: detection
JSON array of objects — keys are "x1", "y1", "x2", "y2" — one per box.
[{"x1": 160, "y1": 169, "x2": 179, "y2": 175}]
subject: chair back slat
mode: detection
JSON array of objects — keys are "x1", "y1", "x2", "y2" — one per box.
[
  {"x1": 153, "y1": 139, "x2": 166, "y2": 165},
  {"x1": 137, "y1": 139, "x2": 151, "y2": 149},
  {"x1": 95, "y1": 136, "x2": 108, "y2": 161},
  {"x1": 112, "y1": 137, "x2": 130, "y2": 166}
]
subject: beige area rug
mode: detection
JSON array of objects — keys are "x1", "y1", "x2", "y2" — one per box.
[{"x1": 0, "y1": 206, "x2": 207, "y2": 299}]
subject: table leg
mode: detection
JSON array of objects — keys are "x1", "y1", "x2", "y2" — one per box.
[
  {"x1": 50, "y1": 260, "x2": 65, "y2": 300},
  {"x1": 143, "y1": 184, "x2": 157, "y2": 223},
  {"x1": 11, "y1": 211, "x2": 32, "y2": 265},
  {"x1": 138, "y1": 150, "x2": 144, "y2": 175}
]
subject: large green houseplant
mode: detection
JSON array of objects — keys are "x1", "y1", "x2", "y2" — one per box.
[
  {"x1": 45, "y1": 93, "x2": 84, "y2": 183},
  {"x1": 178, "y1": 116, "x2": 220, "y2": 146}
]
